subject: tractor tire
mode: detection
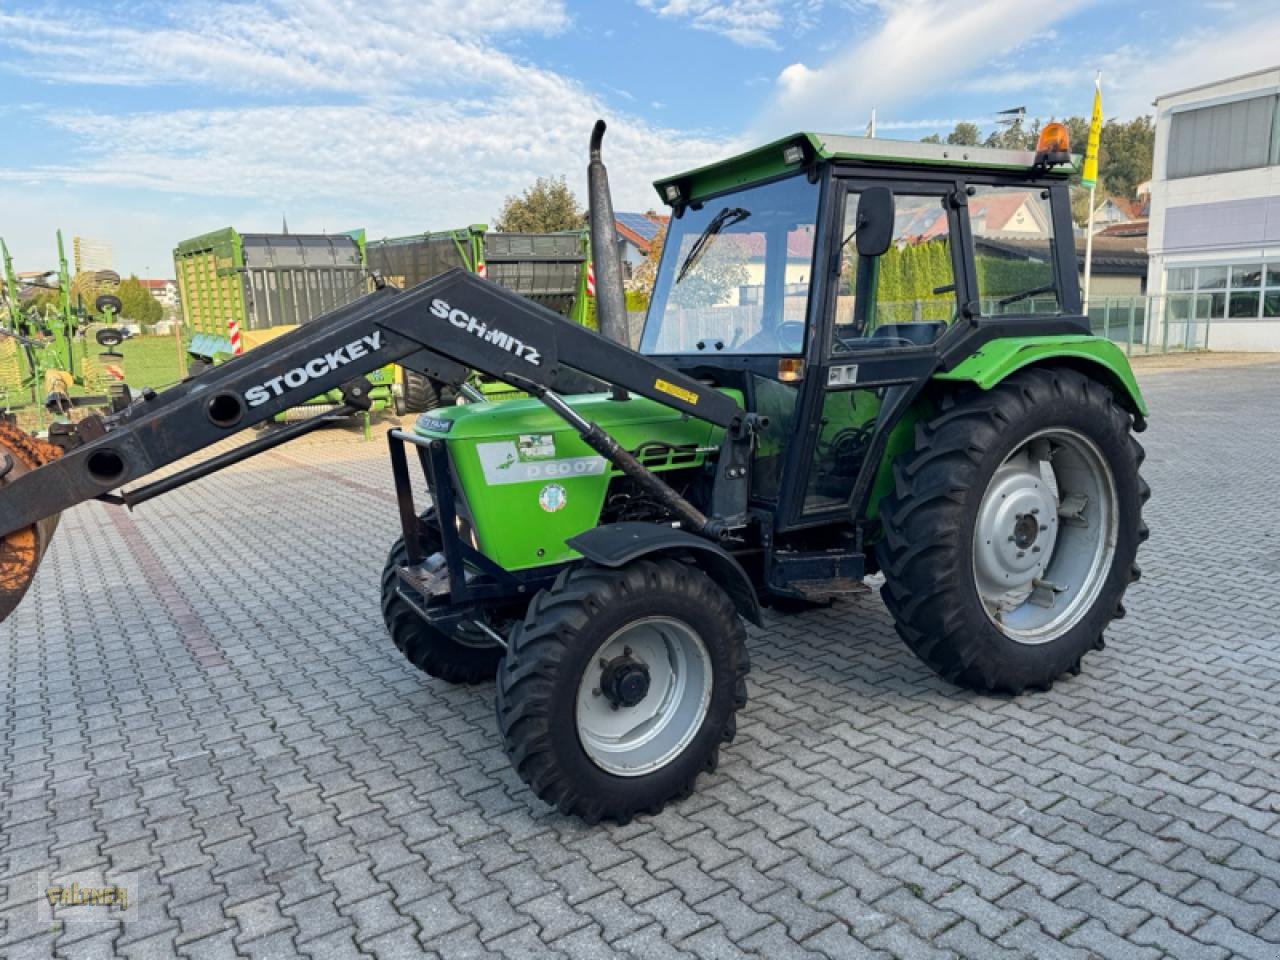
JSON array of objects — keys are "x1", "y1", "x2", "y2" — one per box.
[
  {"x1": 496, "y1": 558, "x2": 749, "y2": 824},
  {"x1": 876, "y1": 366, "x2": 1149, "y2": 695},
  {"x1": 400, "y1": 370, "x2": 457, "y2": 415},
  {"x1": 380, "y1": 512, "x2": 504, "y2": 684}
]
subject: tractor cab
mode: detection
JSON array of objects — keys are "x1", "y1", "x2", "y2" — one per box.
[{"x1": 640, "y1": 128, "x2": 1086, "y2": 540}]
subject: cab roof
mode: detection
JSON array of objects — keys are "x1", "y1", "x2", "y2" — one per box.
[{"x1": 653, "y1": 132, "x2": 1078, "y2": 205}]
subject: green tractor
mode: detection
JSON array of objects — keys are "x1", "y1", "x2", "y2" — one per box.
[
  {"x1": 0, "y1": 122, "x2": 1148, "y2": 824},
  {"x1": 382, "y1": 123, "x2": 1149, "y2": 821}
]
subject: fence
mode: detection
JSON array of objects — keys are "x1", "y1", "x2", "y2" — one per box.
[{"x1": 1083, "y1": 296, "x2": 1210, "y2": 356}]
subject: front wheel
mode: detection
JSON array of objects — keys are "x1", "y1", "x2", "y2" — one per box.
[
  {"x1": 877, "y1": 366, "x2": 1149, "y2": 694},
  {"x1": 496, "y1": 558, "x2": 749, "y2": 823},
  {"x1": 380, "y1": 511, "x2": 505, "y2": 684}
]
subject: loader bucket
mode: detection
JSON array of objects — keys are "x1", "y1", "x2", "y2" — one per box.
[{"x1": 0, "y1": 420, "x2": 61, "y2": 622}]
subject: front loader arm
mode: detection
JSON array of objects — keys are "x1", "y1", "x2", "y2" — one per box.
[{"x1": 0, "y1": 269, "x2": 743, "y2": 540}]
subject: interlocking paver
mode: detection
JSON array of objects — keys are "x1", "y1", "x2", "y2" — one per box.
[{"x1": 4, "y1": 360, "x2": 1280, "y2": 958}]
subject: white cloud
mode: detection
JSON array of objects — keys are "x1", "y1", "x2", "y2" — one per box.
[
  {"x1": 0, "y1": 1, "x2": 742, "y2": 272},
  {"x1": 635, "y1": 0, "x2": 823, "y2": 49},
  {"x1": 963, "y1": 68, "x2": 1090, "y2": 96},
  {"x1": 1100, "y1": 22, "x2": 1280, "y2": 118},
  {"x1": 0, "y1": 1, "x2": 570, "y2": 94},
  {"x1": 754, "y1": 0, "x2": 1097, "y2": 134}
]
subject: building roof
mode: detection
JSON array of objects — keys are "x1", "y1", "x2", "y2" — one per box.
[
  {"x1": 719, "y1": 228, "x2": 816, "y2": 260},
  {"x1": 976, "y1": 234, "x2": 1147, "y2": 276},
  {"x1": 913, "y1": 192, "x2": 1047, "y2": 241},
  {"x1": 1104, "y1": 196, "x2": 1149, "y2": 220},
  {"x1": 1154, "y1": 64, "x2": 1280, "y2": 104},
  {"x1": 1097, "y1": 219, "x2": 1149, "y2": 239},
  {"x1": 614, "y1": 212, "x2": 669, "y2": 254}
]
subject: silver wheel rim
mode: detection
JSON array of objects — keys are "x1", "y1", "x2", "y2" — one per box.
[
  {"x1": 575, "y1": 617, "x2": 712, "y2": 777},
  {"x1": 972, "y1": 428, "x2": 1118, "y2": 644}
]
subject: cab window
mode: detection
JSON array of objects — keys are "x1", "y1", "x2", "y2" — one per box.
[
  {"x1": 641, "y1": 174, "x2": 819, "y2": 355},
  {"x1": 967, "y1": 184, "x2": 1062, "y2": 315},
  {"x1": 832, "y1": 190, "x2": 958, "y2": 353}
]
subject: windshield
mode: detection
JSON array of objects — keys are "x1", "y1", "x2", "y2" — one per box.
[{"x1": 640, "y1": 174, "x2": 819, "y2": 355}]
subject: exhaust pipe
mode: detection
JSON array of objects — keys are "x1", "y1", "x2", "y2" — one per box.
[{"x1": 587, "y1": 120, "x2": 630, "y2": 347}]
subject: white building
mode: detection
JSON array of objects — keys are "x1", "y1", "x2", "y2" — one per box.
[
  {"x1": 1147, "y1": 67, "x2": 1280, "y2": 351},
  {"x1": 72, "y1": 236, "x2": 113, "y2": 275}
]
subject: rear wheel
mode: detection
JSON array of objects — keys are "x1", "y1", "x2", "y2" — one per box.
[
  {"x1": 380, "y1": 511, "x2": 504, "y2": 684},
  {"x1": 496, "y1": 558, "x2": 749, "y2": 823},
  {"x1": 877, "y1": 366, "x2": 1149, "y2": 694},
  {"x1": 399, "y1": 370, "x2": 457, "y2": 415}
]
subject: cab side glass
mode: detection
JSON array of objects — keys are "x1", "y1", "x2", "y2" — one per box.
[
  {"x1": 966, "y1": 185, "x2": 1063, "y2": 316},
  {"x1": 833, "y1": 190, "x2": 958, "y2": 353}
]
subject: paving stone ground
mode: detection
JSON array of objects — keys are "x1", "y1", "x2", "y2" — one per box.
[{"x1": 2, "y1": 359, "x2": 1278, "y2": 959}]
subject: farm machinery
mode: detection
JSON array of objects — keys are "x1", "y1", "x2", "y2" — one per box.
[
  {"x1": 0, "y1": 231, "x2": 131, "y2": 418},
  {"x1": 0, "y1": 122, "x2": 1149, "y2": 823}
]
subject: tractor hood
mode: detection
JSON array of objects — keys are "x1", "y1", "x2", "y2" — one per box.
[
  {"x1": 411, "y1": 389, "x2": 742, "y2": 572},
  {"x1": 412, "y1": 390, "x2": 742, "y2": 442}
]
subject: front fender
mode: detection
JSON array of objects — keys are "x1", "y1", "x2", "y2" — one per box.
[
  {"x1": 566, "y1": 522, "x2": 762, "y2": 626},
  {"x1": 935, "y1": 335, "x2": 1148, "y2": 420}
]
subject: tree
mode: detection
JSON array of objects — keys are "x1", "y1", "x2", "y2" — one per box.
[
  {"x1": 1098, "y1": 116, "x2": 1154, "y2": 200},
  {"x1": 984, "y1": 117, "x2": 1036, "y2": 150},
  {"x1": 117, "y1": 275, "x2": 164, "y2": 325},
  {"x1": 947, "y1": 122, "x2": 982, "y2": 146},
  {"x1": 629, "y1": 223, "x2": 665, "y2": 298},
  {"x1": 494, "y1": 175, "x2": 584, "y2": 232},
  {"x1": 68, "y1": 271, "x2": 107, "y2": 313},
  {"x1": 1069, "y1": 185, "x2": 1095, "y2": 228},
  {"x1": 922, "y1": 113, "x2": 1154, "y2": 201}
]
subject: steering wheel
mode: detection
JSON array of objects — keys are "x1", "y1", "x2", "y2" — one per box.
[{"x1": 775, "y1": 321, "x2": 806, "y2": 353}]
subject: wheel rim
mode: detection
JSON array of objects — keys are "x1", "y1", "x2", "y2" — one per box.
[
  {"x1": 575, "y1": 617, "x2": 712, "y2": 777},
  {"x1": 972, "y1": 428, "x2": 1118, "y2": 645}
]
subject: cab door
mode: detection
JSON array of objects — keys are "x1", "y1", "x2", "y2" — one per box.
[{"x1": 782, "y1": 177, "x2": 967, "y2": 526}]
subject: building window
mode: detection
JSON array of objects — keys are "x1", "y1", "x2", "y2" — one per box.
[
  {"x1": 1166, "y1": 262, "x2": 1280, "y2": 320},
  {"x1": 1167, "y1": 93, "x2": 1279, "y2": 178}
]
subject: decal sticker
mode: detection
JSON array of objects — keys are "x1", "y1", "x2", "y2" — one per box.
[
  {"x1": 517, "y1": 434, "x2": 556, "y2": 459},
  {"x1": 476, "y1": 441, "x2": 606, "y2": 485},
  {"x1": 416, "y1": 416, "x2": 454, "y2": 433},
  {"x1": 244, "y1": 332, "x2": 384, "y2": 407},
  {"x1": 539, "y1": 483, "x2": 568, "y2": 513},
  {"x1": 828, "y1": 364, "x2": 859, "y2": 386},
  {"x1": 654, "y1": 378, "x2": 699, "y2": 405},
  {"x1": 429, "y1": 298, "x2": 542, "y2": 365}
]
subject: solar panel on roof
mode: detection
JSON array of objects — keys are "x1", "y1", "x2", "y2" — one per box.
[{"x1": 615, "y1": 212, "x2": 661, "y2": 243}]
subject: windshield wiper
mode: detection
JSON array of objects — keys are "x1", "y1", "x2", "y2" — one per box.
[
  {"x1": 676, "y1": 207, "x2": 750, "y2": 284},
  {"x1": 997, "y1": 281, "x2": 1057, "y2": 308}
]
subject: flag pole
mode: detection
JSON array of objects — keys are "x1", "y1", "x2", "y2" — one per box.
[
  {"x1": 1083, "y1": 184, "x2": 1097, "y2": 308},
  {"x1": 1081, "y1": 70, "x2": 1102, "y2": 310}
]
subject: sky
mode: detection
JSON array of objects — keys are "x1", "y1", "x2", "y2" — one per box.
[{"x1": 1, "y1": 0, "x2": 1277, "y2": 276}]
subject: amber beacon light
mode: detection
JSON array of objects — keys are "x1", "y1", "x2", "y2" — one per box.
[{"x1": 1034, "y1": 122, "x2": 1072, "y2": 166}]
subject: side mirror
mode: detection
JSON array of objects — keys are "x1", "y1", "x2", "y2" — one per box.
[{"x1": 855, "y1": 187, "x2": 895, "y2": 258}]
